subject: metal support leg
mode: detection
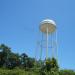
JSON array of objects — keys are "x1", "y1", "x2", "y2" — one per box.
[{"x1": 46, "y1": 27, "x2": 48, "y2": 60}]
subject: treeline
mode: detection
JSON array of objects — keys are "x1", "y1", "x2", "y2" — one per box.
[
  {"x1": 0, "y1": 44, "x2": 35, "y2": 69},
  {"x1": 0, "y1": 44, "x2": 75, "y2": 75}
]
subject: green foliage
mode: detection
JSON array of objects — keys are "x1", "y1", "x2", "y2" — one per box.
[
  {"x1": 46, "y1": 58, "x2": 59, "y2": 71},
  {"x1": 40, "y1": 58, "x2": 59, "y2": 75},
  {"x1": 0, "y1": 68, "x2": 40, "y2": 75},
  {"x1": 0, "y1": 44, "x2": 75, "y2": 75},
  {"x1": 59, "y1": 70, "x2": 75, "y2": 75},
  {"x1": 0, "y1": 68, "x2": 26, "y2": 75},
  {"x1": 0, "y1": 44, "x2": 35, "y2": 69},
  {"x1": 0, "y1": 68, "x2": 75, "y2": 75},
  {"x1": 0, "y1": 44, "x2": 11, "y2": 67}
]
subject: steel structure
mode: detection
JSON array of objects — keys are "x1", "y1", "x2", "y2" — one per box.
[{"x1": 40, "y1": 19, "x2": 57, "y2": 60}]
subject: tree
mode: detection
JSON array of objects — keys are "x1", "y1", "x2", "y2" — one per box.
[
  {"x1": 40, "y1": 58, "x2": 59, "y2": 75},
  {"x1": 21, "y1": 53, "x2": 35, "y2": 69},
  {"x1": 45, "y1": 57, "x2": 59, "y2": 71},
  {"x1": 21, "y1": 53, "x2": 28, "y2": 68},
  {"x1": 0, "y1": 52, "x2": 4, "y2": 67},
  {"x1": 8, "y1": 53, "x2": 20, "y2": 69},
  {"x1": 0, "y1": 44, "x2": 11, "y2": 67},
  {"x1": 0, "y1": 44, "x2": 21, "y2": 69},
  {"x1": 27, "y1": 57, "x2": 35, "y2": 68}
]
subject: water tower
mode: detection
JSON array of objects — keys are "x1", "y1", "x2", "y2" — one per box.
[{"x1": 40, "y1": 19, "x2": 57, "y2": 60}]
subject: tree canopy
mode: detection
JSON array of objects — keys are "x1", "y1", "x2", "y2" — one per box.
[{"x1": 0, "y1": 44, "x2": 75, "y2": 75}]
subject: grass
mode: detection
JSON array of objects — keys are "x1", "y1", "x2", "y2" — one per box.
[{"x1": 0, "y1": 68, "x2": 39, "y2": 75}]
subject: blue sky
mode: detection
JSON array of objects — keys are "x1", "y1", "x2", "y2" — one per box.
[{"x1": 0, "y1": 0, "x2": 75, "y2": 70}]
